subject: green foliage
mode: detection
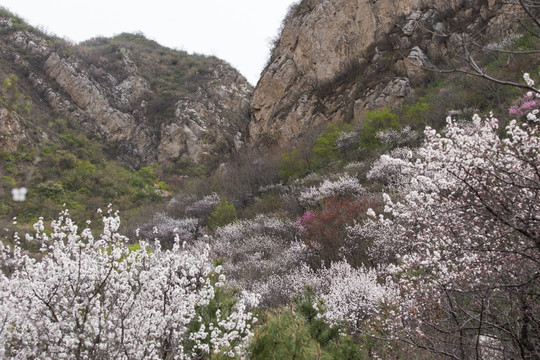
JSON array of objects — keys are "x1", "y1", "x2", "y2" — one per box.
[
  {"x1": 240, "y1": 193, "x2": 284, "y2": 219},
  {"x1": 293, "y1": 286, "x2": 339, "y2": 347},
  {"x1": 278, "y1": 123, "x2": 358, "y2": 183},
  {"x1": 1, "y1": 74, "x2": 19, "y2": 112},
  {"x1": 296, "y1": 288, "x2": 367, "y2": 359},
  {"x1": 0, "y1": 74, "x2": 30, "y2": 116},
  {"x1": 166, "y1": 157, "x2": 207, "y2": 177},
  {"x1": 249, "y1": 307, "x2": 321, "y2": 360},
  {"x1": 402, "y1": 97, "x2": 429, "y2": 127},
  {"x1": 0, "y1": 128, "x2": 168, "y2": 225},
  {"x1": 312, "y1": 122, "x2": 353, "y2": 169},
  {"x1": 249, "y1": 287, "x2": 366, "y2": 359},
  {"x1": 278, "y1": 149, "x2": 311, "y2": 183},
  {"x1": 0, "y1": 8, "x2": 37, "y2": 33},
  {"x1": 359, "y1": 109, "x2": 400, "y2": 149},
  {"x1": 510, "y1": 29, "x2": 539, "y2": 51},
  {"x1": 207, "y1": 198, "x2": 237, "y2": 232}
]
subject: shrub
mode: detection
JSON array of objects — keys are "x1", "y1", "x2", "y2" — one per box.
[
  {"x1": 248, "y1": 287, "x2": 365, "y2": 359},
  {"x1": 298, "y1": 196, "x2": 376, "y2": 267},
  {"x1": 240, "y1": 193, "x2": 284, "y2": 218},
  {"x1": 312, "y1": 122, "x2": 353, "y2": 169},
  {"x1": 166, "y1": 157, "x2": 206, "y2": 176},
  {"x1": 402, "y1": 97, "x2": 429, "y2": 127},
  {"x1": 278, "y1": 149, "x2": 310, "y2": 183},
  {"x1": 207, "y1": 198, "x2": 237, "y2": 232},
  {"x1": 248, "y1": 307, "x2": 320, "y2": 360},
  {"x1": 359, "y1": 109, "x2": 400, "y2": 149}
]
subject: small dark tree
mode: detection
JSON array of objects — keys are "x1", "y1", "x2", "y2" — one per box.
[{"x1": 207, "y1": 198, "x2": 237, "y2": 232}]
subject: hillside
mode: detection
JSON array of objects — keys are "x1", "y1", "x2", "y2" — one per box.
[
  {"x1": 0, "y1": 9, "x2": 252, "y2": 169},
  {"x1": 249, "y1": 0, "x2": 523, "y2": 150},
  {"x1": 0, "y1": 1, "x2": 539, "y2": 359},
  {"x1": 0, "y1": 8, "x2": 251, "y2": 225}
]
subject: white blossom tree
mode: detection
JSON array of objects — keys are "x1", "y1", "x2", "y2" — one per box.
[
  {"x1": 279, "y1": 261, "x2": 394, "y2": 330},
  {"x1": 356, "y1": 86, "x2": 540, "y2": 359},
  {"x1": 298, "y1": 174, "x2": 366, "y2": 208},
  {"x1": 137, "y1": 212, "x2": 199, "y2": 248},
  {"x1": 210, "y1": 215, "x2": 306, "y2": 307},
  {"x1": 0, "y1": 208, "x2": 258, "y2": 359}
]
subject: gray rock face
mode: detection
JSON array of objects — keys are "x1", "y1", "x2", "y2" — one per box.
[
  {"x1": 0, "y1": 24, "x2": 252, "y2": 168},
  {"x1": 44, "y1": 53, "x2": 137, "y2": 141},
  {"x1": 354, "y1": 77, "x2": 413, "y2": 121},
  {"x1": 0, "y1": 108, "x2": 26, "y2": 151},
  {"x1": 249, "y1": 0, "x2": 515, "y2": 150},
  {"x1": 157, "y1": 64, "x2": 252, "y2": 165}
]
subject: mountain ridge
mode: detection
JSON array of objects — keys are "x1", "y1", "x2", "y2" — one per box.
[
  {"x1": 248, "y1": 0, "x2": 519, "y2": 151},
  {"x1": 0, "y1": 12, "x2": 252, "y2": 169},
  {"x1": 1, "y1": 1, "x2": 524, "y2": 170}
]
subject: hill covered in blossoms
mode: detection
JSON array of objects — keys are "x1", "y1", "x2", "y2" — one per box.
[{"x1": 1, "y1": 0, "x2": 539, "y2": 358}]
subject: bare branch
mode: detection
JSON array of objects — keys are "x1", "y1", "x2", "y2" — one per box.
[{"x1": 519, "y1": 0, "x2": 540, "y2": 30}]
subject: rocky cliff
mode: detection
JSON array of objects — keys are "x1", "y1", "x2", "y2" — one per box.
[
  {"x1": 249, "y1": 0, "x2": 518, "y2": 150},
  {"x1": 0, "y1": 13, "x2": 252, "y2": 168},
  {"x1": 0, "y1": 1, "x2": 523, "y2": 169}
]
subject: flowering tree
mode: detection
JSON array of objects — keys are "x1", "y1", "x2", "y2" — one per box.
[
  {"x1": 356, "y1": 89, "x2": 540, "y2": 358},
  {"x1": 211, "y1": 215, "x2": 305, "y2": 307},
  {"x1": 366, "y1": 147, "x2": 414, "y2": 188},
  {"x1": 137, "y1": 212, "x2": 199, "y2": 248},
  {"x1": 286, "y1": 261, "x2": 393, "y2": 329},
  {"x1": 0, "y1": 209, "x2": 258, "y2": 359},
  {"x1": 298, "y1": 174, "x2": 365, "y2": 208},
  {"x1": 375, "y1": 125, "x2": 419, "y2": 148},
  {"x1": 509, "y1": 91, "x2": 540, "y2": 119},
  {"x1": 298, "y1": 196, "x2": 377, "y2": 267},
  {"x1": 185, "y1": 193, "x2": 221, "y2": 220}
]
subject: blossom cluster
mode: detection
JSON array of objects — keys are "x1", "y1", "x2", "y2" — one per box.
[
  {"x1": 210, "y1": 215, "x2": 306, "y2": 307},
  {"x1": 298, "y1": 174, "x2": 365, "y2": 207},
  {"x1": 375, "y1": 125, "x2": 419, "y2": 147},
  {"x1": 275, "y1": 261, "x2": 393, "y2": 328},
  {"x1": 185, "y1": 192, "x2": 221, "y2": 219},
  {"x1": 0, "y1": 210, "x2": 257, "y2": 359},
  {"x1": 137, "y1": 212, "x2": 199, "y2": 246},
  {"x1": 366, "y1": 147, "x2": 413, "y2": 187},
  {"x1": 360, "y1": 96, "x2": 540, "y2": 356},
  {"x1": 508, "y1": 91, "x2": 540, "y2": 118}
]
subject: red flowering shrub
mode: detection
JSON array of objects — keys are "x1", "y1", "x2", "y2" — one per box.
[{"x1": 298, "y1": 196, "x2": 379, "y2": 268}]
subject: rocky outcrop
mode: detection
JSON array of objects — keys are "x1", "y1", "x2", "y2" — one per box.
[
  {"x1": 249, "y1": 0, "x2": 516, "y2": 149},
  {"x1": 44, "y1": 53, "x2": 138, "y2": 141},
  {"x1": 157, "y1": 64, "x2": 251, "y2": 164},
  {"x1": 0, "y1": 17, "x2": 252, "y2": 168},
  {"x1": 0, "y1": 108, "x2": 26, "y2": 151},
  {"x1": 0, "y1": 2, "x2": 521, "y2": 167}
]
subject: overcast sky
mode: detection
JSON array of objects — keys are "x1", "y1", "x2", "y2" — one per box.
[{"x1": 0, "y1": 0, "x2": 298, "y2": 85}]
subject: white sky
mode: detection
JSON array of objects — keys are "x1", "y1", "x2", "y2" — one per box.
[{"x1": 0, "y1": 0, "x2": 298, "y2": 85}]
